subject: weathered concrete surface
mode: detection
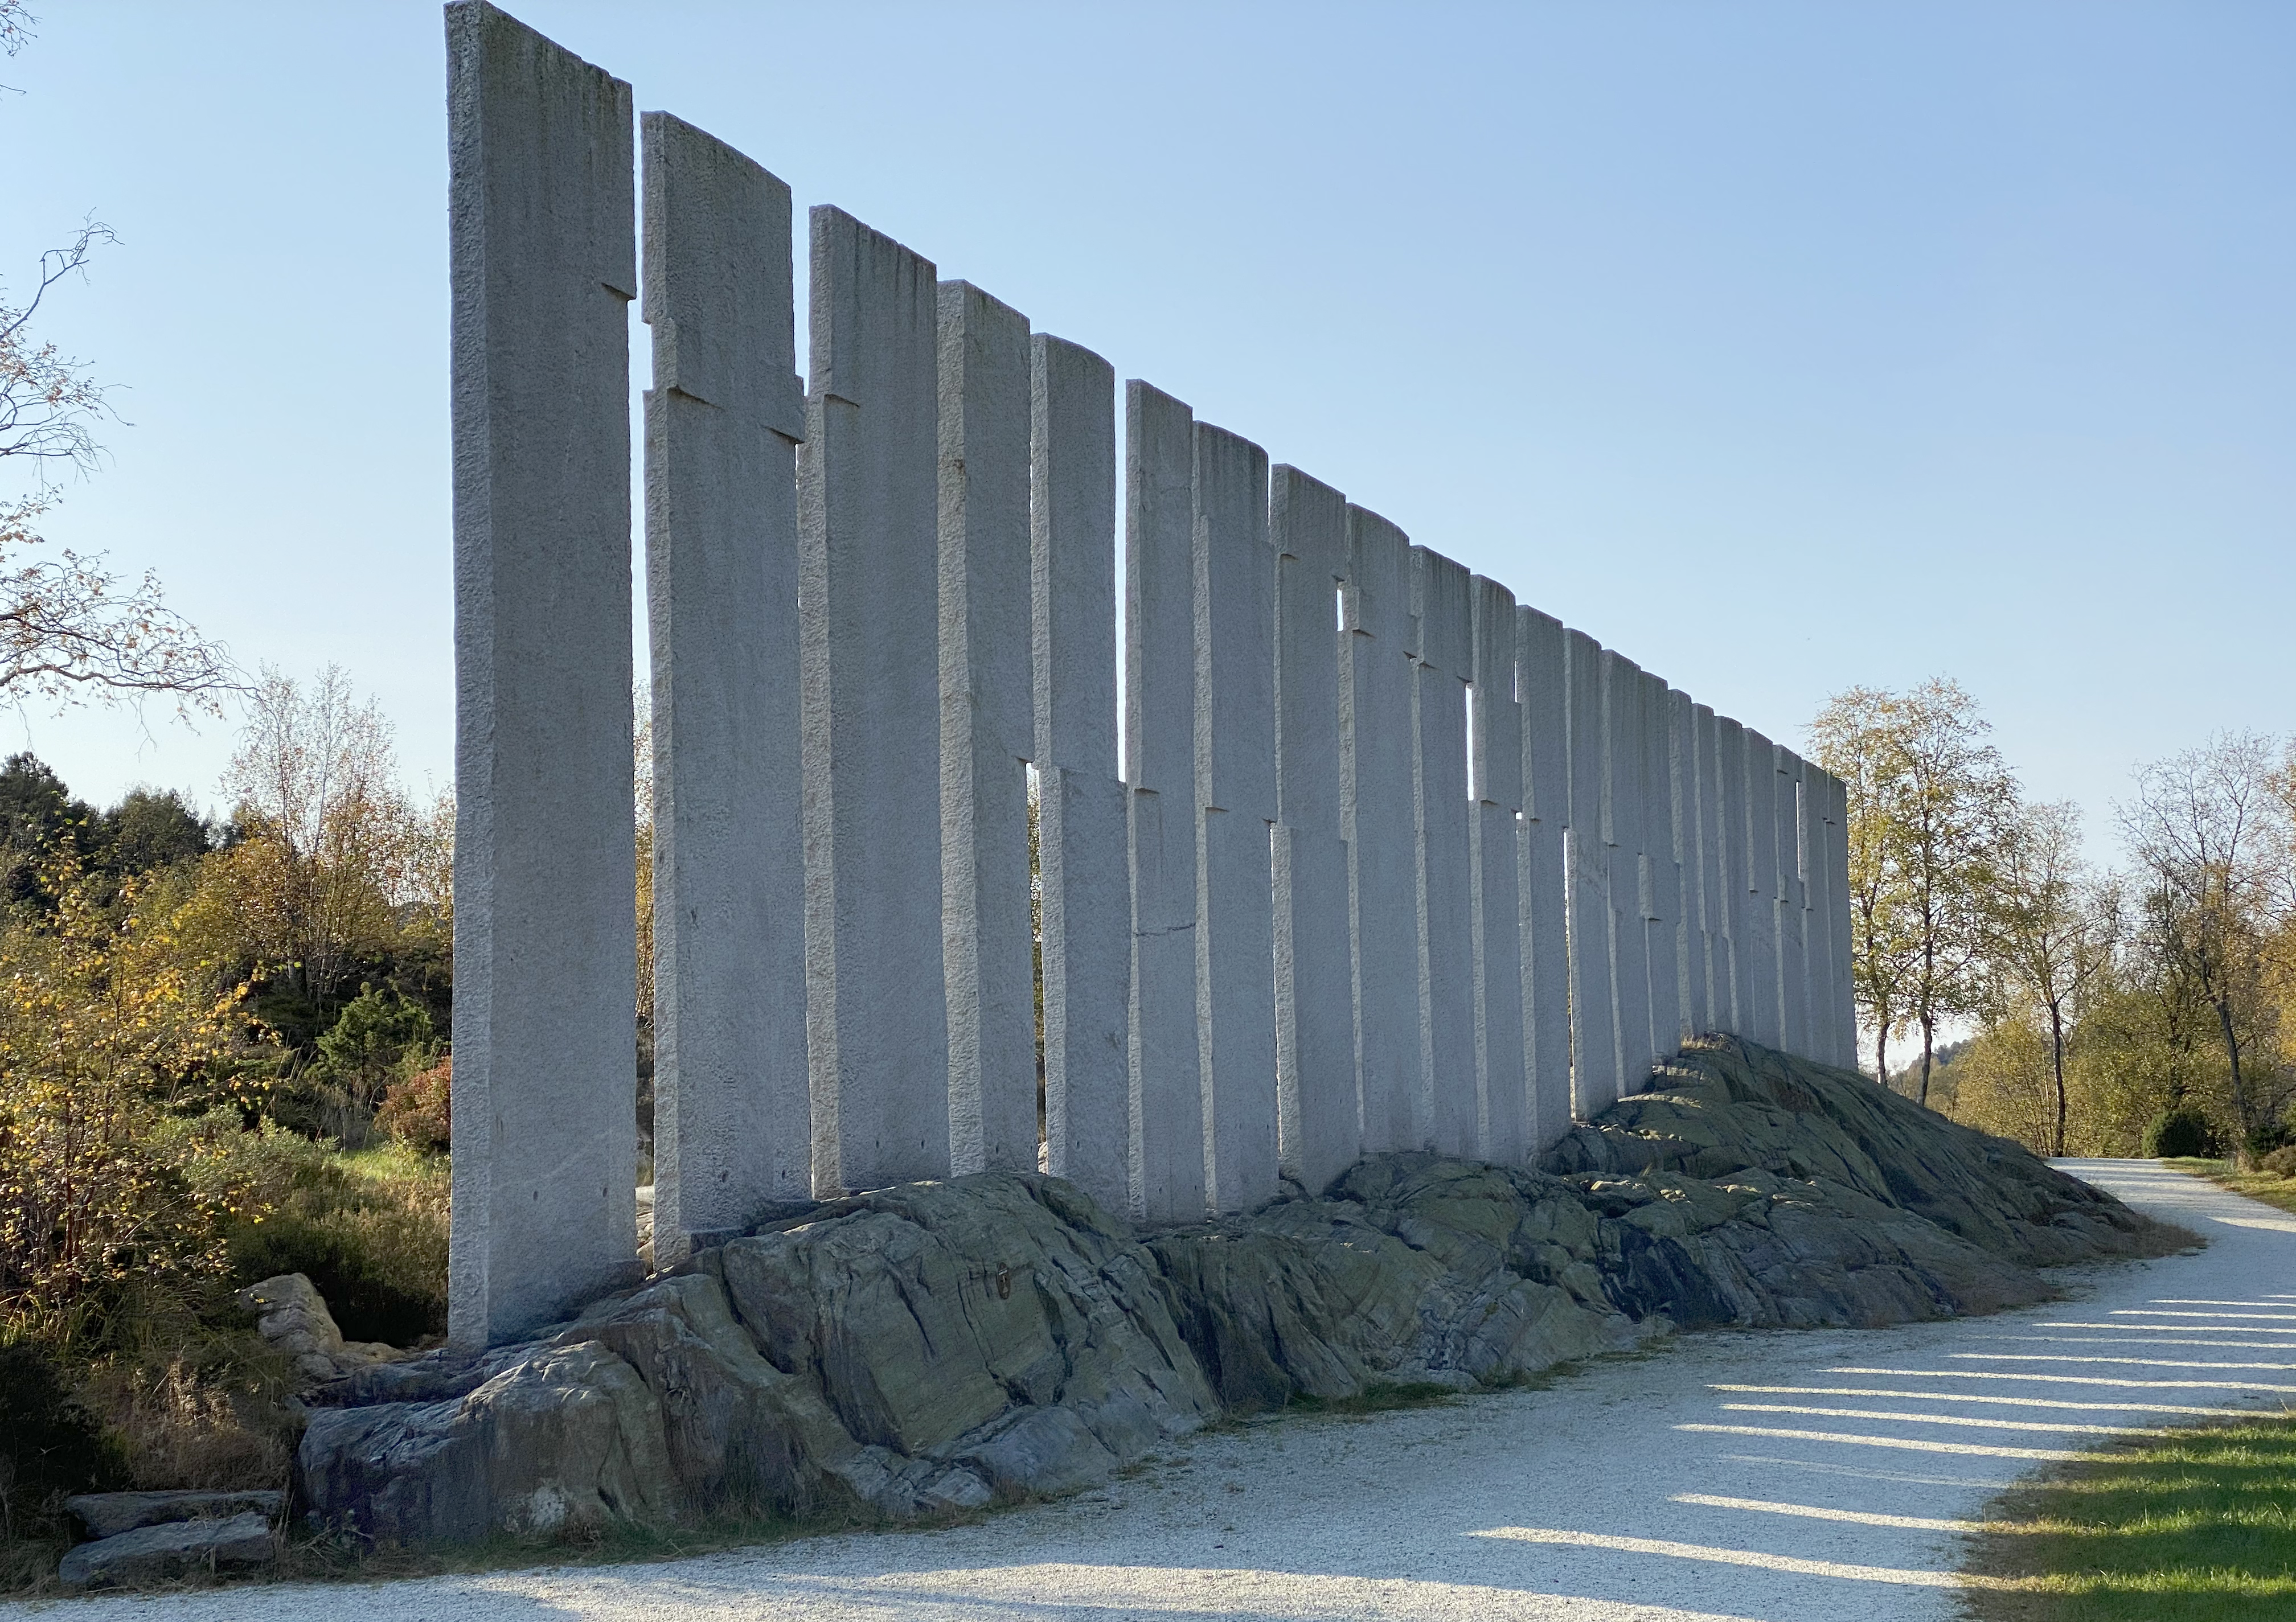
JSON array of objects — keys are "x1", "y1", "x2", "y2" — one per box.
[
  {"x1": 1600, "y1": 650, "x2": 1653, "y2": 1099},
  {"x1": 641, "y1": 112, "x2": 810, "y2": 1254},
  {"x1": 297, "y1": 1036, "x2": 2180, "y2": 1552},
  {"x1": 1515, "y1": 607, "x2": 1571, "y2": 1149},
  {"x1": 1124, "y1": 382, "x2": 1205, "y2": 1222},
  {"x1": 937, "y1": 280, "x2": 1038, "y2": 1177},
  {"x1": 1343, "y1": 506, "x2": 1422, "y2": 1155},
  {"x1": 1562, "y1": 630, "x2": 1618, "y2": 1118},
  {"x1": 1032, "y1": 336, "x2": 1128, "y2": 1216},
  {"x1": 1270, "y1": 467, "x2": 1358, "y2": 1197},
  {"x1": 800, "y1": 207, "x2": 948, "y2": 1196},
  {"x1": 1411, "y1": 547, "x2": 1475, "y2": 1158},
  {"x1": 1468, "y1": 574, "x2": 1527, "y2": 1165},
  {"x1": 446, "y1": 0, "x2": 641, "y2": 1349},
  {"x1": 1192, "y1": 424, "x2": 1278, "y2": 1213}
]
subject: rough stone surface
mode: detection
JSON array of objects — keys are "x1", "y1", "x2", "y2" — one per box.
[
  {"x1": 642, "y1": 110, "x2": 810, "y2": 1253},
  {"x1": 445, "y1": 0, "x2": 641, "y2": 1351},
  {"x1": 236, "y1": 1273, "x2": 401, "y2": 1387},
  {"x1": 800, "y1": 205, "x2": 949, "y2": 1196},
  {"x1": 58, "y1": 1512, "x2": 273, "y2": 1590},
  {"x1": 65, "y1": 1490, "x2": 283, "y2": 1542},
  {"x1": 298, "y1": 1036, "x2": 2176, "y2": 1551}
]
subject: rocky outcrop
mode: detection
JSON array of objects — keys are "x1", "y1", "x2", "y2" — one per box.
[
  {"x1": 236, "y1": 1273, "x2": 405, "y2": 1389},
  {"x1": 295, "y1": 1036, "x2": 2183, "y2": 1547}
]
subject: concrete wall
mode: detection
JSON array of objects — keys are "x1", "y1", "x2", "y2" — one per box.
[{"x1": 448, "y1": 7, "x2": 1866, "y2": 1333}]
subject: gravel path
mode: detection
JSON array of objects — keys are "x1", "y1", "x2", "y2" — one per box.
[{"x1": 19, "y1": 1159, "x2": 2292, "y2": 1621}]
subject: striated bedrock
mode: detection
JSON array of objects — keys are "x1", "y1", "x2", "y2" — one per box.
[{"x1": 296, "y1": 1036, "x2": 2182, "y2": 1546}]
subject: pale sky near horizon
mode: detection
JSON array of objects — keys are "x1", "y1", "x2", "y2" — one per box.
[{"x1": 5, "y1": 1, "x2": 2290, "y2": 869}]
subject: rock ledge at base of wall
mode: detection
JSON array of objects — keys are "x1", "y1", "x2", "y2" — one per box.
[{"x1": 295, "y1": 1035, "x2": 2182, "y2": 1546}]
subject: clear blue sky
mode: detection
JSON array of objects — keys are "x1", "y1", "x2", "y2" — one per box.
[{"x1": 7, "y1": 2, "x2": 2290, "y2": 865}]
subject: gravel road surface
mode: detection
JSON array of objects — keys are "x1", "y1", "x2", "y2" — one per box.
[{"x1": 15, "y1": 1158, "x2": 2289, "y2": 1621}]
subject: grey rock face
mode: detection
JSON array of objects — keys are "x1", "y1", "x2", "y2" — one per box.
[
  {"x1": 65, "y1": 1490, "x2": 284, "y2": 1541},
  {"x1": 298, "y1": 1036, "x2": 2176, "y2": 1548},
  {"x1": 235, "y1": 1273, "x2": 402, "y2": 1387},
  {"x1": 58, "y1": 1512, "x2": 273, "y2": 1590}
]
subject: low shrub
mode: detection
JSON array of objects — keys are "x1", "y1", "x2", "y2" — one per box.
[
  {"x1": 2258, "y1": 1145, "x2": 2296, "y2": 1179},
  {"x1": 203, "y1": 1131, "x2": 449, "y2": 1347},
  {"x1": 375, "y1": 1056, "x2": 451, "y2": 1154},
  {"x1": 2142, "y1": 1107, "x2": 2219, "y2": 1160},
  {"x1": 0, "y1": 1339, "x2": 125, "y2": 1514}
]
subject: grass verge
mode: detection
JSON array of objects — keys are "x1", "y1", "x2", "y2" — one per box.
[
  {"x1": 1959, "y1": 1411, "x2": 2296, "y2": 1621},
  {"x1": 2162, "y1": 1156, "x2": 2296, "y2": 1219}
]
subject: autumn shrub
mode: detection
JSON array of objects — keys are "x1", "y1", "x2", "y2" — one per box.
[
  {"x1": 375, "y1": 1054, "x2": 451, "y2": 1154},
  {"x1": 0, "y1": 861, "x2": 261, "y2": 1354}
]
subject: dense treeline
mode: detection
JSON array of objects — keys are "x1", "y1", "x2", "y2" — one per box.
[{"x1": 1814, "y1": 682, "x2": 2295, "y2": 1161}]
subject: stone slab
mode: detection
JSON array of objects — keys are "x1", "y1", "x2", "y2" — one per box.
[
  {"x1": 67, "y1": 1490, "x2": 283, "y2": 1542},
  {"x1": 1412, "y1": 547, "x2": 1475, "y2": 1157},
  {"x1": 1032, "y1": 336, "x2": 1127, "y2": 1213},
  {"x1": 1041, "y1": 765, "x2": 1131, "y2": 1215},
  {"x1": 938, "y1": 280, "x2": 1037, "y2": 1175},
  {"x1": 1343, "y1": 506, "x2": 1421, "y2": 1153},
  {"x1": 1516, "y1": 607, "x2": 1571, "y2": 1148},
  {"x1": 1192, "y1": 424, "x2": 1277, "y2": 1211},
  {"x1": 800, "y1": 206, "x2": 949, "y2": 1194},
  {"x1": 1775, "y1": 746, "x2": 1811, "y2": 1060},
  {"x1": 1638, "y1": 667, "x2": 1684, "y2": 1060},
  {"x1": 1270, "y1": 467, "x2": 1356, "y2": 1190},
  {"x1": 59, "y1": 1512, "x2": 273, "y2": 1591},
  {"x1": 641, "y1": 112, "x2": 809, "y2": 1256},
  {"x1": 1712, "y1": 712, "x2": 1750, "y2": 1037},
  {"x1": 1601, "y1": 650, "x2": 1653, "y2": 1097},
  {"x1": 1125, "y1": 381, "x2": 1204, "y2": 1220},
  {"x1": 1737, "y1": 725, "x2": 1782, "y2": 1048},
  {"x1": 1033, "y1": 336, "x2": 1119, "y2": 779},
  {"x1": 1563, "y1": 629, "x2": 1620, "y2": 1117},
  {"x1": 448, "y1": 0, "x2": 641, "y2": 1347},
  {"x1": 1470, "y1": 575, "x2": 1526, "y2": 1163}
]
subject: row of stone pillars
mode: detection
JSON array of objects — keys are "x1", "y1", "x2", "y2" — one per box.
[{"x1": 444, "y1": 1, "x2": 1860, "y2": 1348}]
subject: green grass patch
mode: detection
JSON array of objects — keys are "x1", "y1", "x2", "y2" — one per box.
[
  {"x1": 1960, "y1": 1411, "x2": 2296, "y2": 1621},
  {"x1": 2163, "y1": 1157, "x2": 2296, "y2": 1220}
]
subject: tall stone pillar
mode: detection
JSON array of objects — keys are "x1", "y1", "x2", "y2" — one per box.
[
  {"x1": 1797, "y1": 755, "x2": 1834, "y2": 1066},
  {"x1": 1712, "y1": 713, "x2": 1750, "y2": 1037},
  {"x1": 1668, "y1": 687, "x2": 1709, "y2": 1041},
  {"x1": 1688, "y1": 701, "x2": 1725, "y2": 1037},
  {"x1": 1516, "y1": 607, "x2": 1572, "y2": 1148},
  {"x1": 1563, "y1": 630, "x2": 1620, "y2": 1116},
  {"x1": 1469, "y1": 574, "x2": 1528, "y2": 1163},
  {"x1": 1823, "y1": 769, "x2": 1859, "y2": 1067},
  {"x1": 1602, "y1": 650, "x2": 1654, "y2": 1096},
  {"x1": 1737, "y1": 726, "x2": 1782, "y2": 1048},
  {"x1": 1125, "y1": 382, "x2": 1206, "y2": 1221},
  {"x1": 938, "y1": 281, "x2": 1038, "y2": 1175},
  {"x1": 1638, "y1": 668, "x2": 1684, "y2": 1061},
  {"x1": 1774, "y1": 747, "x2": 1811, "y2": 1058},
  {"x1": 446, "y1": 1, "x2": 639, "y2": 1348},
  {"x1": 1032, "y1": 336, "x2": 1128, "y2": 1214},
  {"x1": 1193, "y1": 424, "x2": 1278, "y2": 1213},
  {"x1": 641, "y1": 112, "x2": 808, "y2": 1261},
  {"x1": 1270, "y1": 466, "x2": 1359, "y2": 1196},
  {"x1": 1342, "y1": 507, "x2": 1422, "y2": 1154},
  {"x1": 1412, "y1": 547, "x2": 1475, "y2": 1157},
  {"x1": 800, "y1": 207, "x2": 948, "y2": 1194}
]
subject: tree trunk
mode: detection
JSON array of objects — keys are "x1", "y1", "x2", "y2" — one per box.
[
  {"x1": 2217, "y1": 996, "x2": 2250, "y2": 1143},
  {"x1": 1918, "y1": 1013, "x2": 1935, "y2": 1108},
  {"x1": 2048, "y1": 1000, "x2": 2068, "y2": 1158},
  {"x1": 1875, "y1": 1025, "x2": 1891, "y2": 1092}
]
